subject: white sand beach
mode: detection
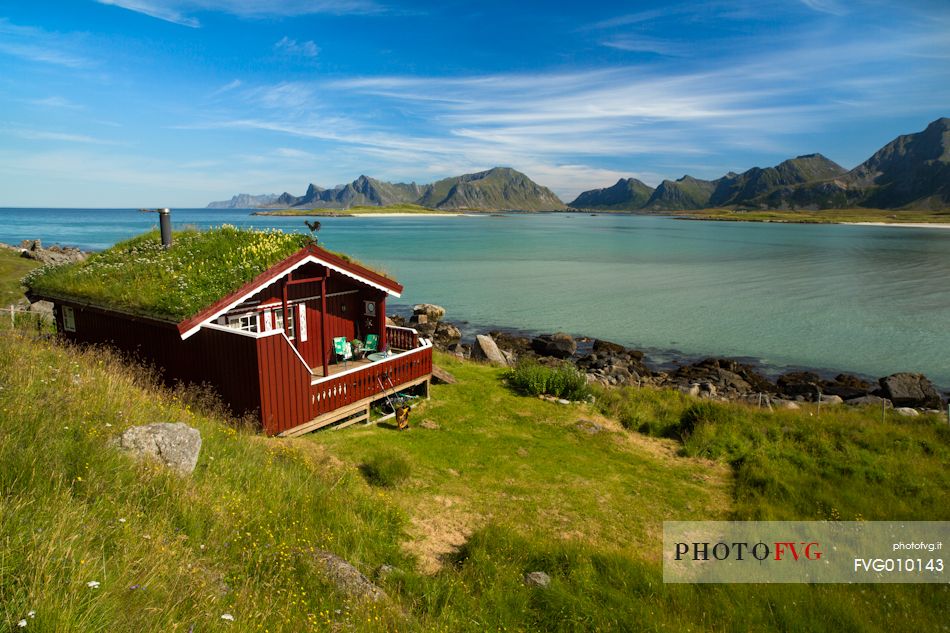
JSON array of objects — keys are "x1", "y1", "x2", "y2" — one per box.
[
  {"x1": 348, "y1": 212, "x2": 484, "y2": 217},
  {"x1": 845, "y1": 222, "x2": 950, "y2": 230}
]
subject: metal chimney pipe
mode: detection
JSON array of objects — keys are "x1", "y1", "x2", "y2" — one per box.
[{"x1": 158, "y1": 208, "x2": 172, "y2": 248}]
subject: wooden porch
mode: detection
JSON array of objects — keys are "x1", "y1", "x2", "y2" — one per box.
[
  {"x1": 310, "y1": 325, "x2": 422, "y2": 377},
  {"x1": 311, "y1": 356, "x2": 373, "y2": 378},
  {"x1": 280, "y1": 329, "x2": 433, "y2": 437}
]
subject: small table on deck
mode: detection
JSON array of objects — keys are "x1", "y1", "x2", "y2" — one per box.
[{"x1": 367, "y1": 352, "x2": 393, "y2": 362}]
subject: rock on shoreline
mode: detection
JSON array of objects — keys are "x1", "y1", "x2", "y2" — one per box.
[
  {"x1": 11, "y1": 239, "x2": 87, "y2": 266},
  {"x1": 400, "y1": 303, "x2": 948, "y2": 410}
]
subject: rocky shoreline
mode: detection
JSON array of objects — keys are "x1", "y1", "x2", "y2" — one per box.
[
  {"x1": 1, "y1": 239, "x2": 87, "y2": 266},
  {"x1": 395, "y1": 303, "x2": 949, "y2": 415}
]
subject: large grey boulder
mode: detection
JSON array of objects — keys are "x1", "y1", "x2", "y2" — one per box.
[
  {"x1": 530, "y1": 332, "x2": 577, "y2": 359},
  {"x1": 113, "y1": 423, "x2": 202, "y2": 475},
  {"x1": 433, "y1": 321, "x2": 461, "y2": 348},
  {"x1": 472, "y1": 334, "x2": 508, "y2": 366},
  {"x1": 879, "y1": 373, "x2": 942, "y2": 409},
  {"x1": 310, "y1": 549, "x2": 387, "y2": 602},
  {"x1": 412, "y1": 304, "x2": 446, "y2": 322}
]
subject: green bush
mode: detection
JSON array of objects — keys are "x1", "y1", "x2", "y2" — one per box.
[
  {"x1": 361, "y1": 450, "x2": 412, "y2": 487},
  {"x1": 505, "y1": 360, "x2": 591, "y2": 401}
]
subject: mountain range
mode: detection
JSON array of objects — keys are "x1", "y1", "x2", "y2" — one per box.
[
  {"x1": 207, "y1": 167, "x2": 566, "y2": 212},
  {"x1": 208, "y1": 118, "x2": 950, "y2": 212},
  {"x1": 569, "y1": 118, "x2": 950, "y2": 211}
]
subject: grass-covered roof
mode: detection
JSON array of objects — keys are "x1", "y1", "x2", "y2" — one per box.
[{"x1": 26, "y1": 225, "x2": 313, "y2": 322}]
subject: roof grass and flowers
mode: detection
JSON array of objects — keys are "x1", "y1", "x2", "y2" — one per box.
[{"x1": 25, "y1": 225, "x2": 315, "y2": 321}]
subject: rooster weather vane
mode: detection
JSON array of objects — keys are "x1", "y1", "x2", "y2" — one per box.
[{"x1": 304, "y1": 220, "x2": 321, "y2": 244}]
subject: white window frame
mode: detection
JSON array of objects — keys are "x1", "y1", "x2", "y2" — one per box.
[
  {"x1": 272, "y1": 307, "x2": 295, "y2": 340},
  {"x1": 62, "y1": 305, "x2": 76, "y2": 332},
  {"x1": 226, "y1": 311, "x2": 258, "y2": 333}
]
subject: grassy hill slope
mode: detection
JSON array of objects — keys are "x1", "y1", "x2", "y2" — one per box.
[{"x1": 1, "y1": 318, "x2": 947, "y2": 630}]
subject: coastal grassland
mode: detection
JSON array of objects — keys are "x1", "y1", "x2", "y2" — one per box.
[
  {"x1": 1, "y1": 322, "x2": 947, "y2": 631},
  {"x1": 312, "y1": 352, "x2": 948, "y2": 631},
  {"x1": 311, "y1": 353, "x2": 733, "y2": 574},
  {"x1": 0, "y1": 324, "x2": 411, "y2": 631},
  {"x1": 680, "y1": 207, "x2": 950, "y2": 224},
  {"x1": 253, "y1": 204, "x2": 447, "y2": 217},
  {"x1": 594, "y1": 388, "x2": 950, "y2": 521},
  {"x1": 0, "y1": 247, "x2": 40, "y2": 305}
]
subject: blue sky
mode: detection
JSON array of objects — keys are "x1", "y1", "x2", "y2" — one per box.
[{"x1": 1, "y1": 0, "x2": 949, "y2": 207}]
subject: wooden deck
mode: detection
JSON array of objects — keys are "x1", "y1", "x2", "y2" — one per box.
[
  {"x1": 310, "y1": 348, "x2": 410, "y2": 378},
  {"x1": 260, "y1": 324, "x2": 433, "y2": 436},
  {"x1": 311, "y1": 357, "x2": 373, "y2": 378}
]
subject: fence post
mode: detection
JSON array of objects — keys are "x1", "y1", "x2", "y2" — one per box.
[{"x1": 9, "y1": 304, "x2": 14, "y2": 328}]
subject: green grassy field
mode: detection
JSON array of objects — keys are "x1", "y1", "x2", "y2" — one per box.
[
  {"x1": 679, "y1": 207, "x2": 950, "y2": 224},
  {"x1": 1, "y1": 318, "x2": 947, "y2": 631},
  {"x1": 0, "y1": 247, "x2": 40, "y2": 306},
  {"x1": 253, "y1": 204, "x2": 451, "y2": 216}
]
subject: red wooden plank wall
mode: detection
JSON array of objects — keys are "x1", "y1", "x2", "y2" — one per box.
[
  {"x1": 186, "y1": 328, "x2": 262, "y2": 416},
  {"x1": 58, "y1": 303, "x2": 264, "y2": 421},
  {"x1": 255, "y1": 332, "x2": 313, "y2": 435}
]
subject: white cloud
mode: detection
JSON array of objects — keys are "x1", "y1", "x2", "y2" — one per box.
[
  {"x1": 30, "y1": 96, "x2": 83, "y2": 109},
  {"x1": 274, "y1": 37, "x2": 320, "y2": 58},
  {"x1": 5, "y1": 128, "x2": 122, "y2": 145},
  {"x1": 0, "y1": 19, "x2": 94, "y2": 68},
  {"x1": 96, "y1": 0, "x2": 201, "y2": 27},
  {"x1": 233, "y1": 81, "x2": 319, "y2": 110},
  {"x1": 797, "y1": 0, "x2": 847, "y2": 15},
  {"x1": 95, "y1": 0, "x2": 384, "y2": 27},
  {"x1": 600, "y1": 36, "x2": 690, "y2": 56},
  {"x1": 209, "y1": 79, "x2": 243, "y2": 98},
  {"x1": 273, "y1": 147, "x2": 318, "y2": 160}
]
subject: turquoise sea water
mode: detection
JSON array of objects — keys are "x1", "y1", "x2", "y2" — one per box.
[{"x1": 2, "y1": 208, "x2": 949, "y2": 389}]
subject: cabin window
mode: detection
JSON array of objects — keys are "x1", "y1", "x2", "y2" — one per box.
[
  {"x1": 226, "y1": 312, "x2": 258, "y2": 333},
  {"x1": 273, "y1": 308, "x2": 295, "y2": 339},
  {"x1": 62, "y1": 306, "x2": 76, "y2": 332}
]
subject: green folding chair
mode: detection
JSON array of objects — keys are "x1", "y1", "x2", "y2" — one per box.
[
  {"x1": 364, "y1": 334, "x2": 379, "y2": 354},
  {"x1": 333, "y1": 336, "x2": 351, "y2": 367}
]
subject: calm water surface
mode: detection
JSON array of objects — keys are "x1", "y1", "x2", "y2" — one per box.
[{"x1": 2, "y1": 208, "x2": 948, "y2": 388}]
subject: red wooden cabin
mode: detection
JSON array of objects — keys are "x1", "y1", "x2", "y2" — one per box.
[{"x1": 32, "y1": 243, "x2": 432, "y2": 436}]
